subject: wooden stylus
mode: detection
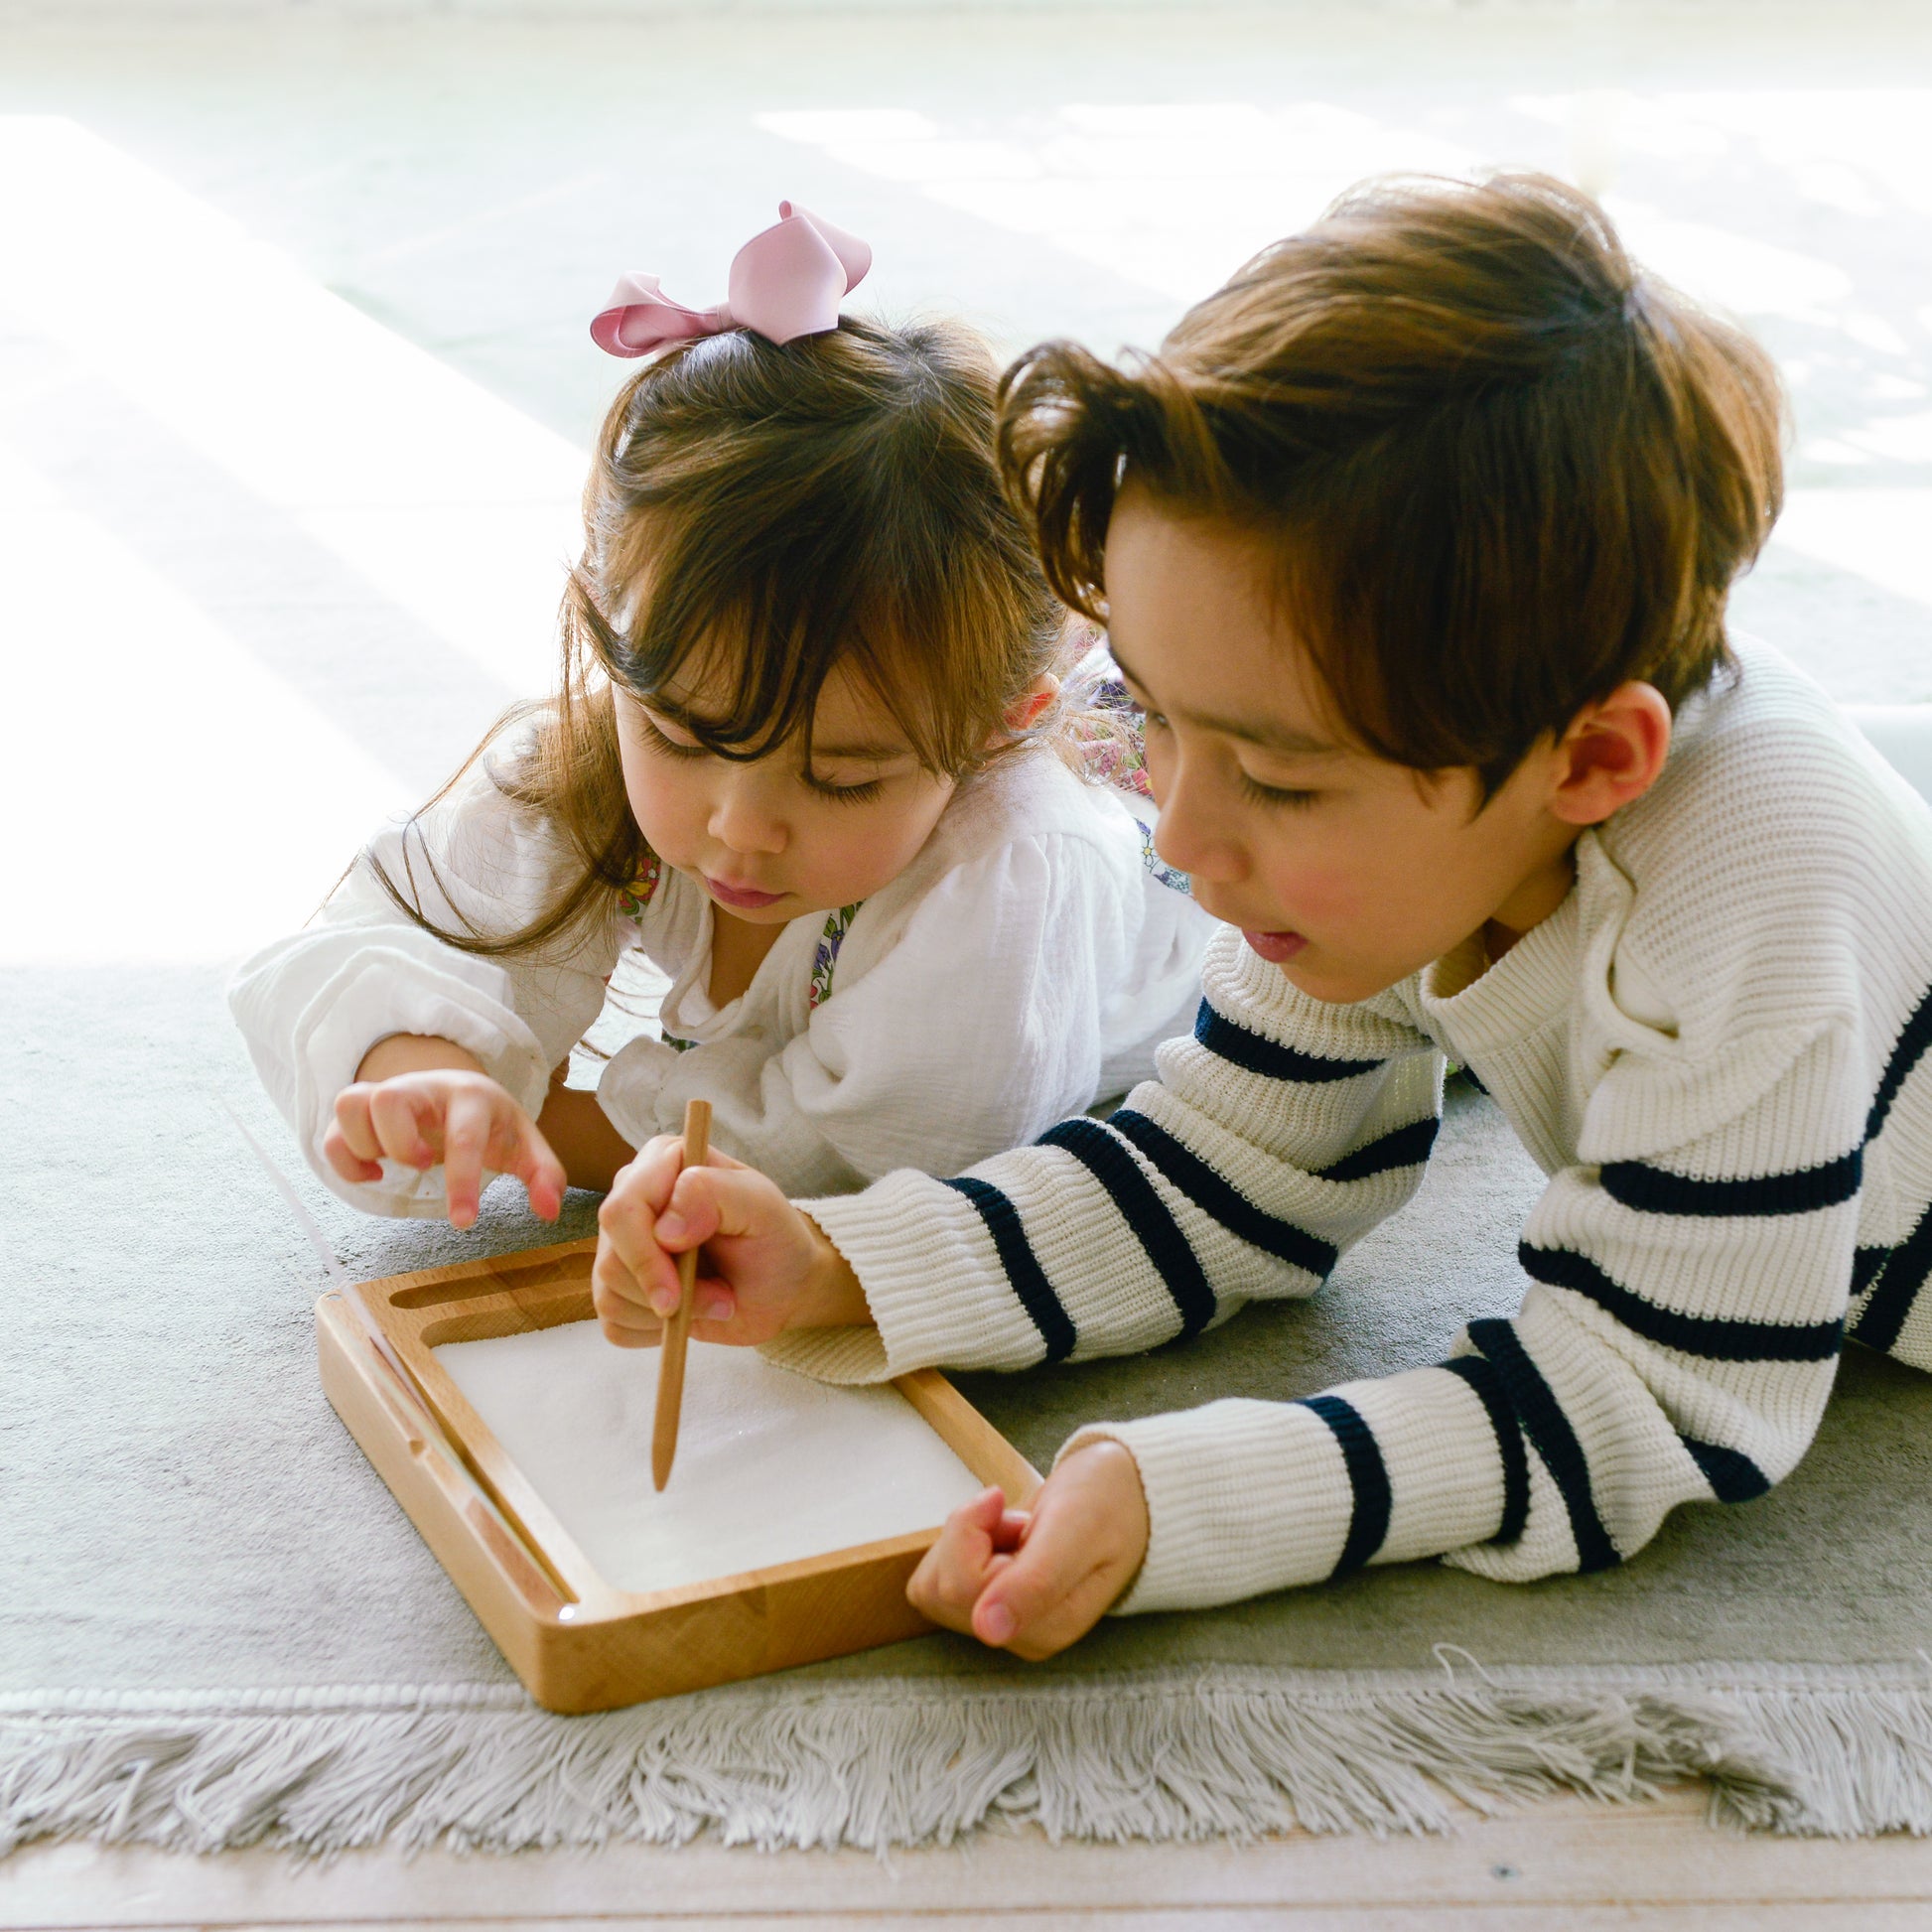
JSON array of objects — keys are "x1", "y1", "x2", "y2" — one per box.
[{"x1": 651, "y1": 1097, "x2": 713, "y2": 1491}]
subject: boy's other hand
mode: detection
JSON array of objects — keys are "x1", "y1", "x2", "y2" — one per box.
[
  {"x1": 906, "y1": 1441, "x2": 1151, "y2": 1661},
  {"x1": 326, "y1": 1065, "x2": 566, "y2": 1228},
  {"x1": 593, "y1": 1135, "x2": 872, "y2": 1348}
]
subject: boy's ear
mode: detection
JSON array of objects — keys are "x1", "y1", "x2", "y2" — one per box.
[
  {"x1": 995, "y1": 673, "x2": 1060, "y2": 742},
  {"x1": 1548, "y1": 681, "x2": 1674, "y2": 827}
]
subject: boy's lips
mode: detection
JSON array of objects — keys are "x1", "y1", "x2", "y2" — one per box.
[
  {"x1": 1242, "y1": 929, "x2": 1308, "y2": 963},
  {"x1": 703, "y1": 874, "x2": 786, "y2": 910}
]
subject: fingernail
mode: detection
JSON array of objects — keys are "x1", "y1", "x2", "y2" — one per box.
[
  {"x1": 980, "y1": 1603, "x2": 1017, "y2": 1645},
  {"x1": 657, "y1": 1212, "x2": 687, "y2": 1243},
  {"x1": 701, "y1": 1292, "x2": 733, "y2": 1320},
  {"x1": 650, "y1": 1289, "x2": 680, "y2": 1317}
]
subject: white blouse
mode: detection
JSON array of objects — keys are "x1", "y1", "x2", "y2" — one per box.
[{"x1": 229, "y1": 738, "x2": 1213, "y2": 1214}]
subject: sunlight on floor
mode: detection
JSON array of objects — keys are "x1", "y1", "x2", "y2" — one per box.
[
  {"x1": 758, "y1": 101, "x2": 1481, "y2": 305},
  {"x1": 760, "y1": 86, "x2": 1932, "y2": 678},
  {"x1": 1, "y1": 436, "x2": 404, "y2": 963},
  {"x1": 4, "y1": 81, "x2": 1929, "y2": 968},
  {"x1": 0, "y1": 115, "x2": 584, "y2": 966}
]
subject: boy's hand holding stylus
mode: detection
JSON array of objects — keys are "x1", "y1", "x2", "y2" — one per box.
[{"x1": 594, "y1": 1135, "x2": 1152, "y2": 1656}]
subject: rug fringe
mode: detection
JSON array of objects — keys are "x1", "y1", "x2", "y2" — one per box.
[{"x1": 4, "y1": 1669, "x2": 1930, "y2": 1856}]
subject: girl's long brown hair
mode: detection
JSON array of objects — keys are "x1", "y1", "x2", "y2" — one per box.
[{"x1": 372, "y1": 316, "x2": 1071, "y2": 958}]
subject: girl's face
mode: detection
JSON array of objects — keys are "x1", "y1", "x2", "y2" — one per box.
[
  {"x1": 1102, "y1": 486, "x2": 1586, "y2": 1005},
  {"x1": 613, "y1": 664, "x2": 960, "y2": 924}
]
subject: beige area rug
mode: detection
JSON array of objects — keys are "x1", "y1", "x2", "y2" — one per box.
[{"x1": 5, "y1": 965, "x2": 1932, "y2": 1856}]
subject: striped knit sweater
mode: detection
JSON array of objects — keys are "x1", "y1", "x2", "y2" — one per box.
[{"x1": 770, "y1": 642, "x2": 1932, "y2": 1612}]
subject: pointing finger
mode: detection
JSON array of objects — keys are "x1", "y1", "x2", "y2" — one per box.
[{"x1": 439, "y1": 1084, "x2": 494, "y2": 1229}]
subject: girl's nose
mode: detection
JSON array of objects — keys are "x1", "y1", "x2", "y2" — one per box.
[{"x1": 707, "y1": 775, "x2": 787, "y2": 856}]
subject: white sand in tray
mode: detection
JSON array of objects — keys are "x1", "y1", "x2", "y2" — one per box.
[{"x1": 434, "y1": 1320, "x2": 988, "y2": 1594}]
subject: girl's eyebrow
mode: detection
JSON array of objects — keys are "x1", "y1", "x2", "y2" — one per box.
[
  {"x1": 1107, "y1": 643, "x2": 1339, "y2": 758},
  {"x1": 809, "y1": 739, "x2": 915, "y2": 762}
]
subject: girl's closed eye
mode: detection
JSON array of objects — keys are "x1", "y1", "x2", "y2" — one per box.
[
  {"x1": 806, "y1": 772, "x2": 888, "y2": 805},
  {"x1": 637, "y1": 710, "x2": 710, "y2": 760}
]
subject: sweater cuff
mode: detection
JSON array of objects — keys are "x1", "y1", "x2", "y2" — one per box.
[
  {"x1": 757, "y1": 1325, "x2": 894, "y2": 1385},
  {"x1": 1059, "y1": 1363, "x2": 1513, "y2": 1614},
  {"x1": 1058, "y1": 1399, "x2": 1357, "y2": 1613},
  {"x1": 801, "y1": 1177, "x2": 1050, "y2": 1376}
]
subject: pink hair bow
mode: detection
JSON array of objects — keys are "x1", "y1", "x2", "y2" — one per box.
[{"x1": 590, "y1": 201, "x2": 872, "y2": 356}]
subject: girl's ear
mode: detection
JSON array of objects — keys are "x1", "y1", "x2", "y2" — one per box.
[
  {"x1": 994, "y1": 673, "x2": 1061, "y2": 743},
  {"x1": 1548, "y1": 680, "x2": 1674, "y2": 827}
]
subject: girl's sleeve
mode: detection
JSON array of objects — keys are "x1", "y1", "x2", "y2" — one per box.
[
  {"x1": 598, "y1": 831, "x2": 1199, "y2": 1197},
  {"x1": 227, "y1": 776, "x2": 621, "y2": 1216}
]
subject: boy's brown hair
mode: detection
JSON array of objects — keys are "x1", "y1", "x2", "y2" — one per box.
[{"x1": 999, "y1": 172, "x2": 1785, "y2": 794}]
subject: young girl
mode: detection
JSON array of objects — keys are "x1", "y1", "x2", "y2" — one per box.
[
  {"x1": 591, "y1": 175, "x2": 1932, "y2": 1661},
  {"x1": 230, "y1": 205, "x2": 1210, "y2": 1224}
]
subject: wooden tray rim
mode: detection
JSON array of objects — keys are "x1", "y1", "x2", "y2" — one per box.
[{"x1": 325, "y1": 1236, "x2": 1041, "y2": 1629}]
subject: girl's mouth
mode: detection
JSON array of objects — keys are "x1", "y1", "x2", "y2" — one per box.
[
  {"x1": 1242, "y1": 929, "x2": 1308, "y2": 963},
  {"x1": 703, "y1": 875, "x2": 786, "y2": 911}
]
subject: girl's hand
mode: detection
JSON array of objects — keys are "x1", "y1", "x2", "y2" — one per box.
[
  {"x1": 326, "y1": 1067, "x2": 567, "y2": 1228},
  {"x1": 593, "y1": 1135, "x2": 872, "y2": 1347},
  {"x1": 906, "y1": 1442, "x2": 1151, "y2": 1661}
]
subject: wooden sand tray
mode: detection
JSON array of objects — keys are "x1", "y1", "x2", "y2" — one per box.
[{"x1": 317, "y1": 1238, "x2": 1041, "y2": 1714}]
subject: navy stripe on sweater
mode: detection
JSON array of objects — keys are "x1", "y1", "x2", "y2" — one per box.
[
  {"x1": 1852, "y1": 1245, "x2": 1891, "y2": 1300},
  {"x1": 1599, "y1": 1148, "x2": 1863, "y2": 1219},
  {"x1": 939, "y1": 1176, "x2": 1077, "y2": 1364},
  {"x1": 1520, "y1": 1243, "x2": 1844, "y2": 1363},
  {"x1": 1108, "y1": 1109, "x2": 1338, "y2": 1281},
  {"x1": 1313, "y1": 1116, "x2": 1441, "y2": 1183},
  {"x1": 1438, "y1": 1353, "x2": 1531, "y2": 1545},
  {"x1": 1467, "y1": 1317, "x2": 1620, "y2": 1572},
  {"x1": 1299, "y1": 1394, "x2": 1391, "y2": 1578},
  {"x1": 1682, "y1": 1436, "x2": 1771, "y2": 1504},
  {"x1": 1849, "y1": 1204, "x2": 1932, "y2": 1354},
  {"x1": 1035, "y1": 1118, "x2": 1218, "y2": 1342},
  {"x1": 1193, "y1": 1001, "x2": 1383, "y2": 1085},
  {"x1": 1868, "y1": 980, "x2": 1932, "y2": 1144}
]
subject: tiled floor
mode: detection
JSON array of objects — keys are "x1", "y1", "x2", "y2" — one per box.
[{"x1": 4, "y1": 3, "x2": 1931, "y2": 1921}]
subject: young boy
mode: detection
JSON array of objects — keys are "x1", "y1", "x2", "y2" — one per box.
[{"x1": 590, "y1": 173, "x2": 1932, "y2": 1661}]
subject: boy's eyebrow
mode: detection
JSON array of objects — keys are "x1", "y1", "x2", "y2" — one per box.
[{"x1": 1106, "y1": 644, "x2": 1341, "y2": 758}]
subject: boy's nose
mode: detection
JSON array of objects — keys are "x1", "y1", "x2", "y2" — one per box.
[{"x1": 1154, "y1": 762, "x2": 1245, "y2": 886}]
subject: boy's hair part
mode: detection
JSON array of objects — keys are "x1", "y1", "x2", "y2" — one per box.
[{"x1": 998, "y1": 171, "x2": 1786, "y2": 795}]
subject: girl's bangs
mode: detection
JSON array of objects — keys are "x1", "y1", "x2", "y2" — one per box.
[{"x1": 580, "y1": 561, "x2": 967, "y2": 774}]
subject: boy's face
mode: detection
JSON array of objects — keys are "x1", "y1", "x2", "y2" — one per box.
[{"x1": 1103, "y1": 487, "x2": 1584, "y2": 1004}]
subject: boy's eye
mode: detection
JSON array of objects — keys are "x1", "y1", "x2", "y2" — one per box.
[{"x1": 1238, "y1": 771, "x2": 1319, "y2": 810}]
